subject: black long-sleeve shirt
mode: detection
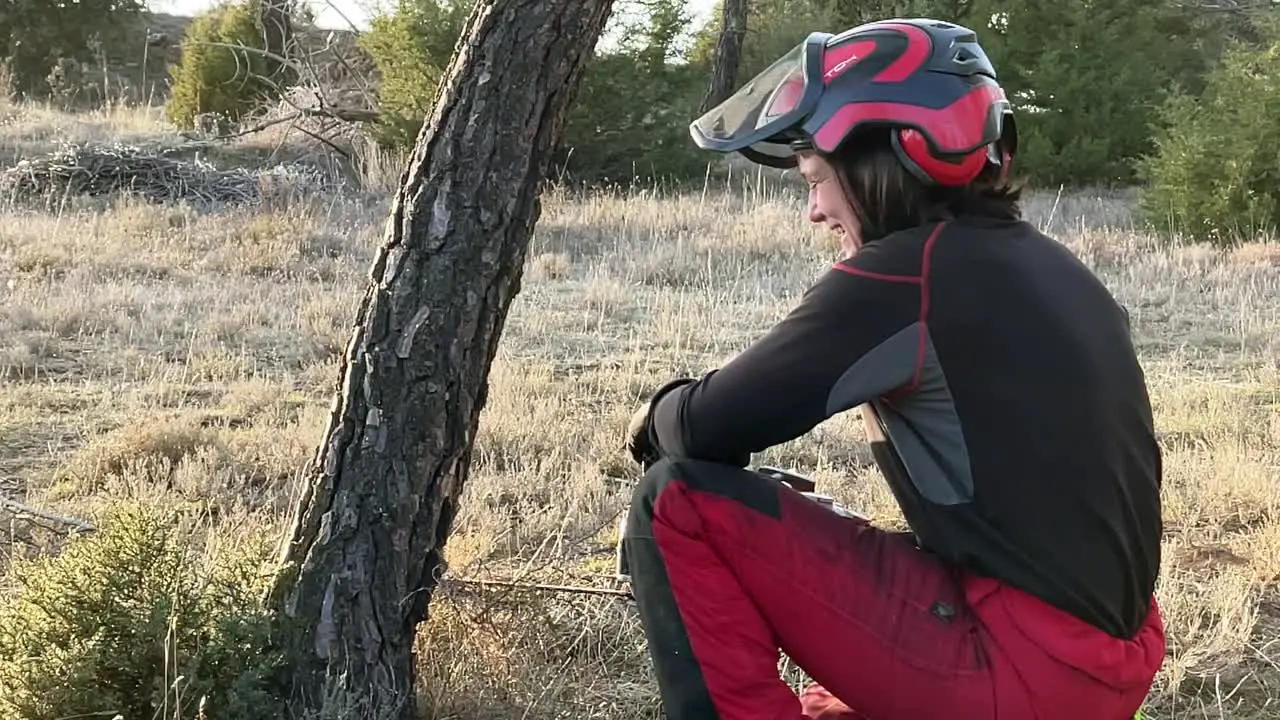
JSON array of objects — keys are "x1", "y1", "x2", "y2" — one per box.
[{"x1": 643, "y1": 215, "x2": 1163, "y2": 640}]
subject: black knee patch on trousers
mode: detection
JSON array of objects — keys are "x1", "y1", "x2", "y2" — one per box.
[
  {"x1": 633, "y1": 458, "x2": 782, "y2": 521},
  {"x1": 621, "y1": 458, "x2": 783, "y2": 720}
]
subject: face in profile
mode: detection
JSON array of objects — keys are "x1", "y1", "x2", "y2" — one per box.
[{"x1": 797, "y1": 151, "x2": 863, "y2": 257}]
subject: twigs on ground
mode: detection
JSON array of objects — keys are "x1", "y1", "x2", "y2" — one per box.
[
  {"x1": 0, "y1": 143, "x2": 334, "y2": 205},
  {"x1": 0, "y1": 495, "x2": 95, "y2": 535},
  {"x1": 444, "y1": 576, "x2": 633, "y2": 599}
]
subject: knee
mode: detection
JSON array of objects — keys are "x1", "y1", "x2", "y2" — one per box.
[
  {"x1": 630, "y1": 456, "x2": 733, "y2": 507},
  {"x1": 629, "y1": 457, "x2": 775, "y2": 521},
  {"x1": 628, "y1": 457, "x2": 682, "y2": 519}
]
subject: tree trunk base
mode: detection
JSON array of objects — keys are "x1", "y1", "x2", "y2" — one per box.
[{"x1": 267, "y1": 1, "x2": 618, "y2": 718}]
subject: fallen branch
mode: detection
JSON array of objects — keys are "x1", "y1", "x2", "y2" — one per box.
[
  {"x1": 0, "y1": 496, "x2": 95, "y2": 534},
  {"x1": 291, "y1": 105, "x2": 381, "y2": 124},
  {"x1": 181, "y1": 107, "x2": 374, "y2": 163},
  {"x1": 180, "y1": 105, "x2": 381, "y2": 144},
  {"x1": 180, "y1": 111, "x2": 301, "y2": 142},
  {"x1": 287, "y1": 115, "x2": 357, "y2": 159},
  {"x1": 445, "y1": 576, "x2": 632, "y2": 598}
]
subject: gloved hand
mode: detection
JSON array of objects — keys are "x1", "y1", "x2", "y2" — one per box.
[
  {"x1": 624, "y1": 378, "x2": 697, "y2": 470},
  {"x1": 625, "y1": 402, "x2": 660, "y2": 468}
]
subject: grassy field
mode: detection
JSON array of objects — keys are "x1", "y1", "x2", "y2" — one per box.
[{"x1": 0, "y1": 99, "x2": 1277, "y2": 719}]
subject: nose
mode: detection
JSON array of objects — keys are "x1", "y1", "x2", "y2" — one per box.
[{"x1": 808, "y1": 188, "x2": 824, "y2": 224}]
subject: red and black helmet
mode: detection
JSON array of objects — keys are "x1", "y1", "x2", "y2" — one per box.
[{"x1": 689, "y1": 18, "x2": 1018, "y2": 187}]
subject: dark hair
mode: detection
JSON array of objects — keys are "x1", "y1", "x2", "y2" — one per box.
[{"x1": 826, "y1": 128, "x2": 1024, "y2": 242}]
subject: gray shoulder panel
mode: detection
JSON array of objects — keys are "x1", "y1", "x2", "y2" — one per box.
[
  {"x1": 825, "y1": 323, "x2": 920, "y2": 416},
  {"x1": 878, "y1": 331, "x2": 974, "y2": 506},
  {"x1": 827, "y1": 322, "x2": 975, "y2": 507}
]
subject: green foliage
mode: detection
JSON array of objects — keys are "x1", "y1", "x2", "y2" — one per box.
[
  {"x1": 358, "y1": 0, "x2": 474, "y2": 147},
  {"x1": 958, "y1": 0, "x2": 1217, "y2": 188},
  {"x1": 0, "y1": 504, "x2": 286, "y2": 720},
  {"x1": 1138, "y1": 34, "x2": 1280, "y2": 245},
  {"x1": 690, "y1": 0, "x2": 1242, "y2": 191},
  {"x1": 0, "y1": 0, "x2": 144, "y2": 99},
  {"x1": 165, "y1": 0, "x2": 278, "y2": 131},
  {"x1": 689, "y1": 0, "x2": 838, "y2": 82},
  {"x1": 354, "y1": 0, "x2": 1276, "y2": 194},
  {"x1": 557, "y1": 54, "x2": 709, "y2": 185},
  {"x1": 361, "y1": 0, "x2": 716, "y2": 186},
  {"x1": 556, "y1": 0, "x2": 712, "y2": 185}
]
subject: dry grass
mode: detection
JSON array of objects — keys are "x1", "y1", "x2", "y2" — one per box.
[{"x1": 0, "y1": 100, "x2": 1276, "y2": 719}]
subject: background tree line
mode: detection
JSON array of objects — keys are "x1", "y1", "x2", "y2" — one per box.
[{"x1": 3, "y1": 0, "x2": 1279, "y2": 239}]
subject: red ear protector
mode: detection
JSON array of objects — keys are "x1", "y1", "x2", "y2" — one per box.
[
  {"x1": 891, "y1": 128, "x2": 994, "y2": 187},
  {"x1": 996, "y1": 145, "x2": 1013, "y2": 184}
]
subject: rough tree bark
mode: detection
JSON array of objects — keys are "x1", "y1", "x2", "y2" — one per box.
[
  {"x1": 699, "y1": 0, "x2": 748, "y2": 114},
  {"x1": 268, "y1": 0, "x2": 617, "y2": 717}
]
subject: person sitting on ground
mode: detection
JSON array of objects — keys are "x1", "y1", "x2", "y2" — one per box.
[{"x1": 619, "y1": 17, "x2": 1165, "y2": 720}]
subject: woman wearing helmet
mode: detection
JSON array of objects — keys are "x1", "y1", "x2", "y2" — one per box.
[{"x1": 620, "y1": 18, "x2": 1165, "y2": 720}]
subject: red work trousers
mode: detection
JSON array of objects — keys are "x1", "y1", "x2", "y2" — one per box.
[{"x1": 620, "y1": 458, "x2": 1166, "y2": 720}]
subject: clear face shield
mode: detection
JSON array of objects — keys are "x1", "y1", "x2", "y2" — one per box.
[{"x1": 688, "y1": 34, "x2": 830, "y2": 168}]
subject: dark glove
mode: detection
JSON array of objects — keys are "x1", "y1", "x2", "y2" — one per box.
[
  {"x1": 624, "y1": 378, "x2": 696, "y2": 469},
  {"x1": 625, "y1": 402, "x2": 660, "y2": 468}
]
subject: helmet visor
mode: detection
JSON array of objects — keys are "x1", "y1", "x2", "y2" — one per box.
[{"x1": 689, "y1": 35, "x2": 826, "y2": 163}]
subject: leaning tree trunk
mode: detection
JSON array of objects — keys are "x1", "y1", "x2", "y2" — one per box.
[
  {"x1": 269, "y1": 0, "x2": 616, "y2": 717},
  {"x1": 699, "y1": 0, "x2": 748, "y2": 114}
]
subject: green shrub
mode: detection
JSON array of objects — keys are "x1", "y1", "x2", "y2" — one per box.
[
  {"x1": 545, "y1": 0, "x2": 725, "y2": 186},
  {"x1": 556, "y1": 55, "x2": 710, "y2": 186},
  {"x1": 1138, "y1": 37, "x2": 1280, "y2": 245},
  {"x1": 0, "y1": 0, "x2": 144, "y2": 100},
  {"x1": 358, "y1": 0, "x2": 473, "y2": 147},
  {"x1": 0, "y1": 503, "x2": 286, "y2": 720},
  {"x1": 165, "y1": 0, "x2": 276, "y2": 131},
  {"x1": 360, "y1": 0, "x2": 712, "y2": 186}
]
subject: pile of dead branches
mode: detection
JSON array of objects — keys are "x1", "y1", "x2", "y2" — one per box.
[{"x1": 0, "y1": 143, "x2": 332, "y2": 205}]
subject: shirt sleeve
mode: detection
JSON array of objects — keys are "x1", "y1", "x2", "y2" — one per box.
[{"x1": 646, "y1": 260, "x2": 925, "y2": 465}]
